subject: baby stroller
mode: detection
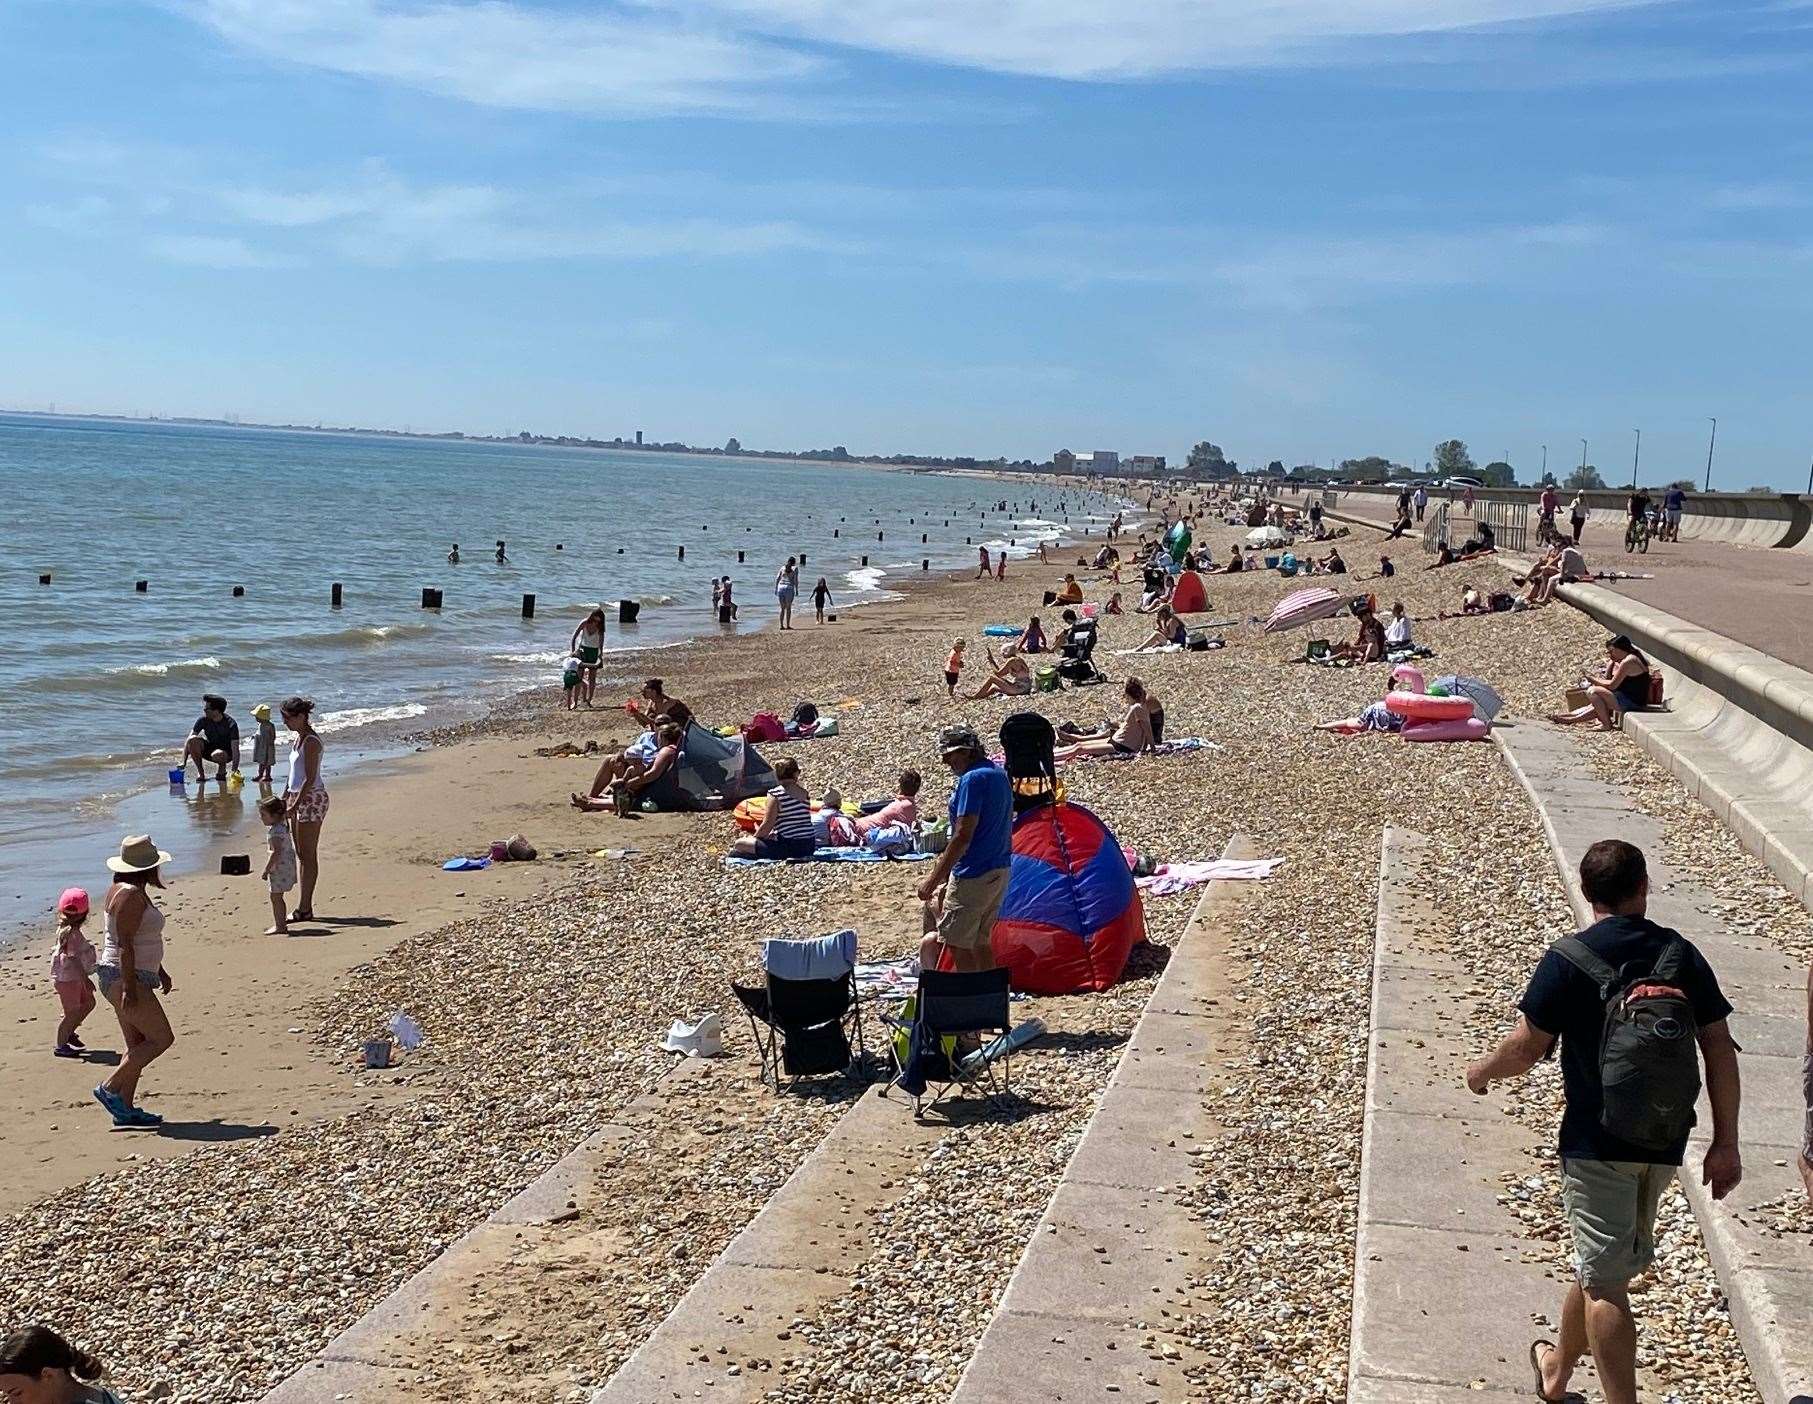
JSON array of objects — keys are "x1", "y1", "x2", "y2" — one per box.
[{"x1": 1057, "y1": 618, "x2": 1106, "y2": 687}]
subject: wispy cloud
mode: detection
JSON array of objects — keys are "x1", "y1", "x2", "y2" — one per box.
[
  {"x1": 175, "y1": 0, "x2": 1673, "y2": 117},
  {"x1": 35, "y1": 146, "x2": 848, "y2": 267},
  {"x1": 149, "y1": 233, "x2": 298, "y2": 268},
  {"x1": 1706, "y1": 180, "x2": 1809, "y2": 211},
  {"x1": 24, "y1": 194, "x2": 114, "y2": 235},
  {"x1": 184, "y1": 0, "x2": 825, "y2": 116}
]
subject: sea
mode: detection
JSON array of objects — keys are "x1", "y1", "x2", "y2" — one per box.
[{"x1": 0, "y1": 411, "x2": 1128, "y2": 932}]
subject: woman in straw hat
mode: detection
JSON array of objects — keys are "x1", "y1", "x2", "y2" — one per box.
[{"x1": 93, "y1": 835, "x2": 176, "y2": 1128}]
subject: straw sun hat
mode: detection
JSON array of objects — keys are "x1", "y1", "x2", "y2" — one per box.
[{"x1": 106, "y1": 835, "x2": 172, "y2": 874}]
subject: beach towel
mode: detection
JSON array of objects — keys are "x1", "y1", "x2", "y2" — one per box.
[
  {"x1": 1065, "y1": 736, "x2": 1222, "y2": 761},
  {"x1": 763, "y1": 928, "x2": 857, "y2": 981},
  {"x1": 725, "y1": 847, "x2": 936, "y2": 869},
  {"x1": 854, "y1": 956, "x2": 920, "y2": 1001},
  {"x1": 1136, "y1": 857, "x2": 1284, "y2": 896}
]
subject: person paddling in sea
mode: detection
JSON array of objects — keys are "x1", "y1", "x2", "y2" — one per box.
[
  {"x1": 182, "y1": 693, "x2": 240, "y2": 785},
  {"x1": 93, "y1": 834, "x2": 176, "y2": 1128},
  {"x1": 447, "y1": 542, "x2": 460, "y2": 564}
]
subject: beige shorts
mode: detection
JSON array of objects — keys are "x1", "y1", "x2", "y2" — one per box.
[
  {"x1": 936, "y1": 868, "x2": 1010, "y2": 951},
  {"x1": 1561, "y1": 1157, "x2": 1671, "y2": 1290}
]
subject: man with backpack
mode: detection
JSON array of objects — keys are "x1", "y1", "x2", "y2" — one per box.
[{"x1": 1465, "y1": 839, "x2": 1741, "y2": 1404}]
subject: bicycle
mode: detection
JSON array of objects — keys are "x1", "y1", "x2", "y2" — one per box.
[
  {"x1": 1536, "y1": 512, "x2": 1563, "y2": 548},
  {"x1": 1624, "y1": 514, "x2": 1650, "y2": 554}
]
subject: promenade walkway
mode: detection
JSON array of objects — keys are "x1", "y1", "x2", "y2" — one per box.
[{"x1": 1298, "y1": 487, "x2": 1813, "y2": 673}]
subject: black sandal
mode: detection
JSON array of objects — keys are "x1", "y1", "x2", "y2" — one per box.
[{"x1": 1528, "y1": 1340, "x2": 1566, "y2": 1402}]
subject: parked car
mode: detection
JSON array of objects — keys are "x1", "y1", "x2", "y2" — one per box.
[{"x1": 1440, "y1": 475, "x2": 1484, "y2": 489}]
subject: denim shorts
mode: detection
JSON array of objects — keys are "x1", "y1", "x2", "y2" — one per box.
[{"x1": 96, "y1": 964, "x2": 159, "y2": 997}]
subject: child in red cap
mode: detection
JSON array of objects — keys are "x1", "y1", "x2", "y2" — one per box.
[{"x1": 52, "y1": 888, "x2": 98, "y2": 1057}]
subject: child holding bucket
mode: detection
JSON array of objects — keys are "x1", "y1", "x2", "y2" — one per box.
[
  {"x1": 51, "y1": 888, "x2": 98, "y2": 1057},
  {"x1": 260, "y1": 796, "x2": 298, "y2": 935}
]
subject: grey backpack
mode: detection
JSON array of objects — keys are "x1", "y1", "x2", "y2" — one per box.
[{"x1": 1553, "y1": 936, "x2": 1702, "y2": 1152}]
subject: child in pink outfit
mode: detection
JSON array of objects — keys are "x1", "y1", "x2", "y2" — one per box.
[{"x1": 51, "y1": 887, "x2": 98, "y2": 1058}]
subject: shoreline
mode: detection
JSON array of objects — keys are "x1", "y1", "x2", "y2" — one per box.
[
  {"x1": 0, "y1": 502, "x2": 1134, "y2": 1207},
  {"x1": 4, "y1": 473, "x2": 1139, "y2": 944}
]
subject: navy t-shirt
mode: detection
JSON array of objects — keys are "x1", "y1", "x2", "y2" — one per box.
[
  {"x1": 1519, "y1": 914, "x2": 1732, "y2": 1165},
  {"x1": 949, "y1": 762, "x2": 1013, "y2": 879}
]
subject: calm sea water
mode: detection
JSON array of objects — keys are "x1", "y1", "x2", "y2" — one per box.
[{"x1": 0, "y1": 412, "x2": 1123, "y2": 930}]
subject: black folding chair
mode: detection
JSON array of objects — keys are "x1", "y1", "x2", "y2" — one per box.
[
  {"x1": 731, "y1": 938, "x2": 867, "y2": 1093},
  {"x1": 1000, "y1": 711, "x2": 1058, "y2": 816},
  {"x1": 895, "y1": 967, "x2": 1016, "y2": 1118}
]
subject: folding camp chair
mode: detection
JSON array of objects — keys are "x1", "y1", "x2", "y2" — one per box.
[
  {"x1": 889, "y1": 967, "x2": 1019, "y2": 1118},
  {"x1": 1000, "y1": 711, "x2": 1058, "y2": 815},
  {"x1": 731, "y1": 931, "x2": 869, "y2": 1093}
]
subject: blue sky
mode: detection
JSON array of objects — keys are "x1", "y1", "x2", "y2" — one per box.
[{"x1": 2, "y1": 0, "x2": 1811, "y2": 485}]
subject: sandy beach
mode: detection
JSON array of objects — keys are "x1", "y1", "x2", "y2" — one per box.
[{"x1": 1, "y1": 491, "x2": 1799, "y2": 1402}]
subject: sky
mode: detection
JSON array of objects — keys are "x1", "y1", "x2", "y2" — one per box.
[{"x1": 2, "y1": 0, "x2": 1812, "y2": 486}]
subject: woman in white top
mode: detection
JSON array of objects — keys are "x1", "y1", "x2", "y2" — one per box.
[
  {"x1": 1384, "y1": 602, "x2": 1413, "y2": 648},
  {"x1": 1568, "y1": 492, "x2": 1589, "y2": 545},
  {"x1": 569, "y1": 607, "x2": 606, "y2": 706},
  {"x1": 93, "y1": 834, "x2": 176, "y2": 1129},
  {"x1": 282, "y1": 695, "x2": 328, "y2": 922}
]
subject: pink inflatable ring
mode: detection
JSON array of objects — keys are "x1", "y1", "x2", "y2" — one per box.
[
  {"x1": 1383, "y1": 690, "x2": 1474, "y2": 722},
  {"x1": 1402, "y1": 716, "x2": 1491, "y2": 743}
]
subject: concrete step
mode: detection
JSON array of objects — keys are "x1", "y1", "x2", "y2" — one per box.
[
  {"x1": 588, "y1": 1082, "x2": 952, "y2": 1402},
  {"x1": 949, "y1": 835, "x2": 1263, "y2": 1404},
  {"x1": 1496, "y1": 723, "x2": 1813, "y2": 1404},
  {"x1": 1347, "y1": 826, "x2": 1582, "y2": 1402},
  {"x1": 260, "y1": 1056, "x2": 721, "y2": 1404}
]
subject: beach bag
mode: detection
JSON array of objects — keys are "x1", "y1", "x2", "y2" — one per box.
[
  {"x1": 814, "y1": 717, "x2": 839, "y2": 738},
  {"x1": 790, "y1": 701, "x2": 820, "y2": 728},
  {"x1": 1551, "y1": 936, "x2": 1702, "y2": 1152},
  {"x1": 1489, "y1": 592, "x2": 1515, "y2": 612},
  {"x1": 1647, "y1": 669, "x2": 1665, "y2": 707},
  {"x1": 744, "y1": 712, "x2": 786, "y2": 743},
  {"x1": 1306, "y1": 638, "x2": 1331, "y2": 661},
  {"x1": 916, "y1": 818, "x2": 950, "y2": 854},
  {"x1": 1035, "y1": 665, "x2": 1061, "y2": 693}
]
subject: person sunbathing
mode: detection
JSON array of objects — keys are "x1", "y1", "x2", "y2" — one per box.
[
  {"x1": 1131, "y1": 606, "x2": 1187, "y2": 651},
  {"x1": 1053, "y1": 573, "x2": 1084, "y2": 605},
  {"x1": 969, "y1": 648, "x2": 1033, "y2": 699},
  {"x1": 571, "y1": 723, "x2": 683, "y2": 812},
  {"x1": 1054, "y1": 678, "x2": 1155, "y2": 760},
  {"x1": 1213, "y1": 549, "x2": 1246, "y2": 574},
  {"x1": 1316, "y1": 546, "x2": 1347, "y2": 575}
]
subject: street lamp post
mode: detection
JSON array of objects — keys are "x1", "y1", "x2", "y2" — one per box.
[
  {"x1": 1580, "y1": 439, "x2": 1588, "y2": 479},
  {"x1": 1541, "y1": 444, "x2": 1548, "y2": 480},
  {"x1": 1704, "y1": 417, "x2": 1717, "y2": 493},
  {"x1": 1631, "y1": 429, "x2": 1641, "y2": 489}
]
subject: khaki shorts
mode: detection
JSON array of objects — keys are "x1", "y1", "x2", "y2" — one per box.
[
  {"x1": 936, "y1": 868, "x2": 1010, "y2": 951},
  {"x1": 1561, "y1": 1157, "x2": 1672, "y2": 1290},
  {"x1": 1802, "y1": 1053, "x2": 1812, "y2": 1163}
]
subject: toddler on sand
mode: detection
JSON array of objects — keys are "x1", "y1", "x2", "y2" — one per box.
[
  {"x1": 944, "y1": 638, "x2": 966, "y2": 697},
  {"x1": 561, "y1": 655, "x2": 583, "y2": 710},
  {"x1": 251, "y1": 702, "x2": 278, "y2": 784},
  {"x1": 51, "y1": 887, "x2": 97, "y2": 1058},
  {"x1": 261, "y1": 796, "x2": 298, "y2": 935}
]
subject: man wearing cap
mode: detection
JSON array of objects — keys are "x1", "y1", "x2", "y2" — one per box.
[
  {"x1": 182, "y1": 694, "x2": 240, "y2": 784},
  {"x1": 916, "y1": 726, "x2": 1013, "y2": 975}
]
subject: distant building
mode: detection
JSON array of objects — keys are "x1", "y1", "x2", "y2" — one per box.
[
  {"x1": 1091, "y1": 449, "x2": 1120, "y2": 471},
  {"x1": 1128, "y1": 454, "x2": 1166, "y2": 473},
  {"x1": 1053, "y1": 448, "x2": 1076, "y2": 472},
  {"x1": 635, "y1": 430, "x2": 643, "y2": 445}
]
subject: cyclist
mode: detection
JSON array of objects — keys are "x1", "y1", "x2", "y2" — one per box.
[
  {"x1": 1537, "y1": 482, "x2": 1560, "y2": 545},
  {"x1": 1626, "y1": 486, "x2": 1652, "y2": 552}
]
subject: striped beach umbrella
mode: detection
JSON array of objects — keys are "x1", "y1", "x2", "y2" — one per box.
[{"x1": 1264, "y1": 586, "x2": 1346, "y2": 633}]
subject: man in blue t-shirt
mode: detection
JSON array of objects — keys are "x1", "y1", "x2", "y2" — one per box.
[
  {"x1": 916, "y1": 725, "x2": 1012, "y2": 974},
  {"x1": 1466, "y1": 840, "x2": 1740, "y2": 1404},
  {"x1": 1662, "y1": 485, "x2": 1686, "y2": 541}
]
